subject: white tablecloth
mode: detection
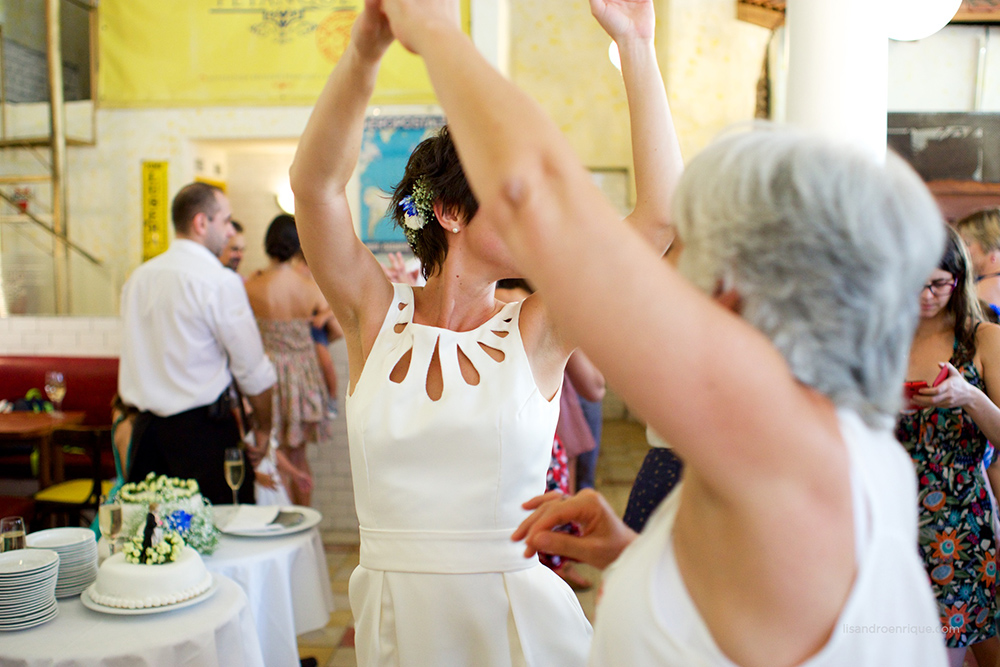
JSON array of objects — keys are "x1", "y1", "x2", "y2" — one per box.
[
  {"x1": 0, "y1": 575, "x2": 265, "y2": 667},
  {"x1": 204, "y1": 527, "x2": 335, "y2": 667}
]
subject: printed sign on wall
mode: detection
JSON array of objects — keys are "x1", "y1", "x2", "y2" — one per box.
[
  {"x1": 100, "y1": 0, "x2": 471, "y2": 107},
  {"x1": 141, "y1": 161, "x2": 170, "y2": 261},
  {"x1": 358, "y1": 115, "x2": 445, "y2": 254}
]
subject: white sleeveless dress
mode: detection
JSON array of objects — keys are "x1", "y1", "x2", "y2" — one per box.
[
  {"x1": 590, "y1": 409, "x2": 947, "y2": 667},
  {"x1": 346, "y1": 284, "x2": 592, "y2": 667}
]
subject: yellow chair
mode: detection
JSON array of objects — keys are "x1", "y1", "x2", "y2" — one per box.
[{"x1": 33, "y1": 426, "x2": 113, "y2": 528}]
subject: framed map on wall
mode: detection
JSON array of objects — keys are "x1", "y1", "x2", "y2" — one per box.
[{"x1": 358, "y1": 115, "x2": 446, "y2": 254}]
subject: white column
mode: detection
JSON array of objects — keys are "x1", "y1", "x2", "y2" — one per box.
[
  {"x1": 785, "y1": 0, "x2": 888, "y2": 160},
  {"x1": 471, "y1": 0, "x2": 510, "y2": 77}
]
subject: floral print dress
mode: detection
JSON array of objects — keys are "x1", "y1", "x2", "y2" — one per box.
[{"x1": 895, "y1": 338, "x2": 998, "y2": 648}]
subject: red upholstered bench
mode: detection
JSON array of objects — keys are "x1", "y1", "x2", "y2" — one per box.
[
  {"x1": 0, "y1": 356, "x2": 118, "y2": 427},
  {"x1": 0, "y1": 496, "x2": 35, "y2": 528},
  {"x1": 1, "y1": 356, "x2": 119, "y2": 480}
]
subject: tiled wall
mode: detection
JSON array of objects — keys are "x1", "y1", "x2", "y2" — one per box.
[
  {"x1": 0, "y1": 316, "x2": 121, "y2": 357},
  {"x1": 0, "y1": 316, "x2": 360, "y2": 538}
]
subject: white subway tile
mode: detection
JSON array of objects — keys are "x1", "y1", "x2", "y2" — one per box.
[{"x1": 7, "y1": 317, "x2": 40, "y2": 333}]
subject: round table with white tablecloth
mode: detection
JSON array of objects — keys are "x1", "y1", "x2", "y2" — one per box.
[
  {"x1": 0, "y1": 575, "x2": 265, "y2": 667},
  {"x1": 203, "y1": 524, "x2": 335, "y2": 667}
]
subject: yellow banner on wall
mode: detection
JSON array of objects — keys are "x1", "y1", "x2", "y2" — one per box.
[
  {"x1": 142, "y1": 161, "x2": 170, "y2": 261},
  {"x1": 99, "y1": 1, "x2": 471, "y2": 107}
]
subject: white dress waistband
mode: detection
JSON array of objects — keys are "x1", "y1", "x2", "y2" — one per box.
[{"x1": 359, "y1": 526, "x2": 539, "y2": 574}]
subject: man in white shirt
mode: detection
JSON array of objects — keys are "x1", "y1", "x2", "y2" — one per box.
[
  {"x1": 220, "y1": 219, "x2": 246, "y2": 274},
  {"x1": 118, "y1": 182, "x2": 277, "y2": 505}
]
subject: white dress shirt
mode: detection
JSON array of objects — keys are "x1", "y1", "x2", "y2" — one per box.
[{"x1": 118, "y1": 239, "x2": 276, "y2": 417}]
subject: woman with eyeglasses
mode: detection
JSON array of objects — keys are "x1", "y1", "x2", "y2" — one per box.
[{"x1": 896, "y1": 226, "x2": 1000, "y2": 667}]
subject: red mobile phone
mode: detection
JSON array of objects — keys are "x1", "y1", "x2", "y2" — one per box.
[
  {"x1": 903, "y1": 380, "x2": 927, "y2": 400},
  {"x1": 904, "y1": 366, "x2": 950, "y2": 403}
]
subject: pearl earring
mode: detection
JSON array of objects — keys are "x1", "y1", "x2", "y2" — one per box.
[{"x1": 452, "y1": 228, "x2": 459, "y2": 233}]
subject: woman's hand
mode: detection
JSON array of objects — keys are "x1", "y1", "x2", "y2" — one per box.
[
  {"x1": 590, "y1": 0, "x2": 655, "y2": 43},
  {"x1": 382, "y1": 0, "x2": 462, "y2": 54},
  {"x1": 254, "y1": 470, "x2": 279, "y2": 490},
  {"x1": 293, "y1": 469, "x2": 314, "y2": 494},
  {"x1": 382, "y1": 251, "x2": 421, "y2": 286},
  {"x1": 511, "y1": 488, "x2": 637, "y2": 570},
  {"x1": 912, "y1": 362, "x2": 974, "y2": 409},
  {"x1": 352, "y1": 0, "x2": 395, "y2": 62}
]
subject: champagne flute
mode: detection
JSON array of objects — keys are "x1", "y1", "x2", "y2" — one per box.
[
  {"x1": 44, "y1": 371, "x2": 66, "y2": 414},
  {"x1": 98, "y1": 495, "x2": 123, "y2": 556},
  {"x1": 224, "y1": 447, "x2": 245, "y2": 507},
  {"x1": 0, "y1": 516, "x2": 26, "y2": 552}
]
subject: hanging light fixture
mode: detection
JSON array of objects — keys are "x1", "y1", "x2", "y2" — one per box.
[
  {"x1": 608, "y1": 41, "x2": 621, "y2": 71},
  {"x1": 275, "y1": 182, "x2": 295, "y2": 215},
  {"x1": 885, "y1": 0, "x2": 962, "y2": 41}
]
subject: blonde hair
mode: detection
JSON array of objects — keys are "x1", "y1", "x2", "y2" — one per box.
[{"x1": 955, "y1": 207, "x2": 1000, "y2": 253}]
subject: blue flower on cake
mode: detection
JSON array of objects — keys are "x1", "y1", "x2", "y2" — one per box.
[{"x1": 115, "y1": 473, "x2": 219, "y2": 555}]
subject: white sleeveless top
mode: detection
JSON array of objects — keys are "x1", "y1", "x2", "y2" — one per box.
[
  {"x1": 590, "y1": 409, "x2": 947, "y2": 667},
  {"x1": 346, "y1": 283, "x2": 592, "y2": 666}
]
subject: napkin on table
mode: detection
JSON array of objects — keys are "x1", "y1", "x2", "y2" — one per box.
[{"x1": 224, "y1": 505, "x2": 282, "y2": 532}]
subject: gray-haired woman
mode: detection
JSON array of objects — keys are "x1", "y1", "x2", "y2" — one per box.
[{"x1": 383, "y1": 0, "x2": 951, "y2": 664}]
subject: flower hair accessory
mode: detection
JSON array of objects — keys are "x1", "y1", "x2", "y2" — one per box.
[{"x1": 398, "y1": 176, "x2": 435, "y2": 251}]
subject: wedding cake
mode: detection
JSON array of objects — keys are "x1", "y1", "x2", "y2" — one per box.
[
  {"x1": 116, "y1": 473, "x2": 219, "y2": 554},
  {"x1": 90, "y1": 548, "x2": 212, "y2": 609},
  {"x1": 89, "y1": 528, "x2": 212, "y2": 609}
]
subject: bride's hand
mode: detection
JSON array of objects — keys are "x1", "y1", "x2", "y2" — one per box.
[
  {"x1": 590, "y1": 0, "x2": 656, "y2": 44},
  {"x1": 382, "y1": 0, "x2": 462, "y2": 54}
]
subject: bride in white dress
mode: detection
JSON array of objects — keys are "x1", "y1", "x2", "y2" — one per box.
[{"x1": 290, "y1": 1, "x2": 681, "y2": 664}]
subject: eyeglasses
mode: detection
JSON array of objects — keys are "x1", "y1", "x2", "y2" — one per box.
[{"x1": 922, "y1": 279, "x2": 958, "y2": 296}]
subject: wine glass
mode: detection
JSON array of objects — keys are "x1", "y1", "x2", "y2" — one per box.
[
  {"x1": 224, "y1": 447, "x2": 245, "y2": 507},
  {"x1": 44, "y1": 371, "x2": 66, "y2": 414},
  {"x1": 0, "y1": 516, "x2": 26, "y2": 552},
  {"x1": 98, "y1": 495, "x2": 123, "y2": 556}
]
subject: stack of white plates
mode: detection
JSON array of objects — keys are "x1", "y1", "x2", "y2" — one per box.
[
  {"x1": 26, "y1": 528, "x2": 98, "y2": 598},
  {"x1": 0, "y1": 549, "x2": 59, "y2": 631}
]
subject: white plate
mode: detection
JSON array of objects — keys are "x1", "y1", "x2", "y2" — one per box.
[
  {"x1": 27, "y1": 528, "x2": 96, "y2": 549},
  {"x1": 79, "y1": 576, "x2": 218, "y2": 616},
  {"x1": 0, "y1": 596, "x2": 54, "y2": 616},
  {"x1": 0, "y1": 603, "x2": 58, "y2": 631},
  {"x1": 0, "y1": 570, "x2": 57, "y2": 587},
  {"x1": 215, "y1": 506, "x2": 321, "y2": 537},
  {"x1": 0, "y1": 550, "x2": 59, "y2": 575}
]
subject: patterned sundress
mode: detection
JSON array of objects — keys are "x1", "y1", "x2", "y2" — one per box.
[
  {"x1": 895, "y1": 336, "x2": 999, "y2": 648},
  {"x1": 257, "y1": 319, "x2": 333, "y2": 448}
]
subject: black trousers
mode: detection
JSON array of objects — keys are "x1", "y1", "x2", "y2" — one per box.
[
  {"x1": 128, "y1": 394, "x2": 254, "y2": 505},
  {"x1": 622, "y1": 447, "x2": 684, "y2": 533}
]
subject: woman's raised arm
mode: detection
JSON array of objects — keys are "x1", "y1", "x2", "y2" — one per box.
[
  {"x1": 291, "y1": 1, "x2": 395, "y2": 362},
  {"x1": 591, "y1": 0, "x2": 682, "y2": 252}
]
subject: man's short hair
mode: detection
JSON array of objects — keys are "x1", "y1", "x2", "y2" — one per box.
[
  {"x1": 955, "y1": 207, "x2": 1000, "y2": 254},
  {"x1": 231, "y1": 220, "x2": 244, "y2": 234},
  {"x1": 172, "y1": 182, "x2": 224, "y2": 234}
]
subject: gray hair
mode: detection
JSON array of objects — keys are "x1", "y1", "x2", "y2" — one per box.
[{"x1": 674, "y1": 127, "x2": 945, "y2": 427}]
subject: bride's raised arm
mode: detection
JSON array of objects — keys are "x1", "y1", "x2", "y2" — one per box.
[{"x1": 291, "y1": 1, "x2": 396, "y2": 376}]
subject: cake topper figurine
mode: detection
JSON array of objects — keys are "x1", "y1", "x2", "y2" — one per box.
[{"x1": 140, "y1": 511, "x2": 157, "y2": 564}]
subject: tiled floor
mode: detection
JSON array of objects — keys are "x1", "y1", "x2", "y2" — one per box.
[{"x1": 298, "y1": 418, "x2": 650, "y2": 666}]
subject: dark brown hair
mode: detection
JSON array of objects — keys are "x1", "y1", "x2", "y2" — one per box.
[
  {"x1": 171, "y1": 182, "x2": 223, "y2": 234},
  {"x1": 942, "y1": 225, "x2": 984, "y2": 364},
  {"x1": 388, "y1": 126, "x2": 478, "y2": 279},
  {"x1": 264, "y1": 214, "x2": 300, "y2": 262}
]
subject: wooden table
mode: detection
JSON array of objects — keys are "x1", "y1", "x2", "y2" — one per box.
[{"x1": 0, "y1": 411, "x2": 85, "y2": 488}]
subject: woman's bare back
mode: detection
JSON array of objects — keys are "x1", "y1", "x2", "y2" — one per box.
[{"x1": 245, "y1": 262, "x2": 326, "y2": 321}]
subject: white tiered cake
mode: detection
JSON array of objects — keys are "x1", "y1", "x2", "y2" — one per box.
[{"x1": 89, "y1": 547, "x2": 212, "y2": 610}]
